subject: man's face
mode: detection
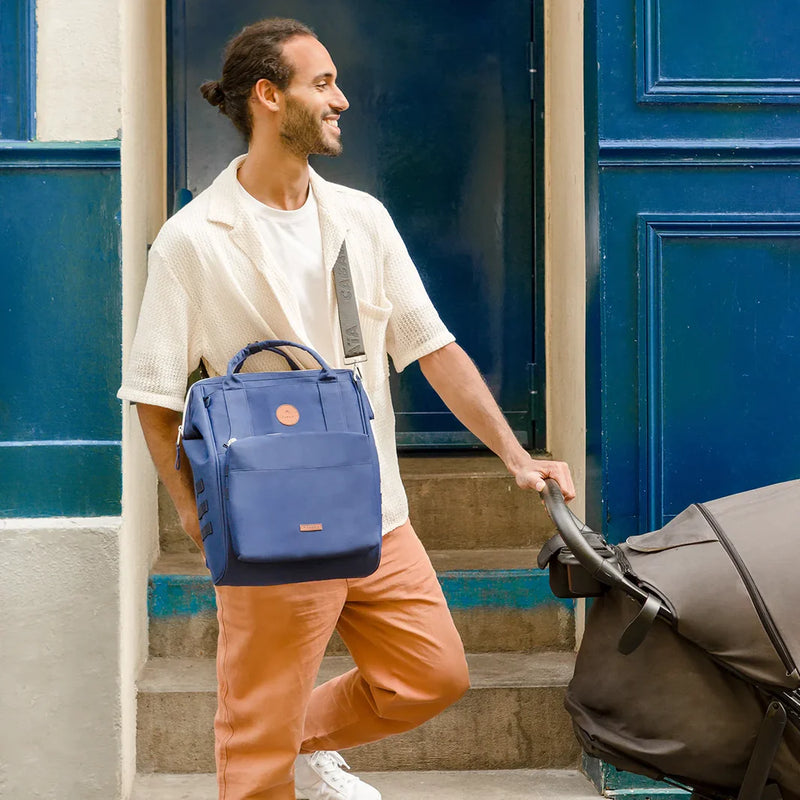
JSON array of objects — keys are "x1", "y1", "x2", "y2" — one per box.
[{"x1": 279, "y1": 36, "x2": 349, "y2": 158}]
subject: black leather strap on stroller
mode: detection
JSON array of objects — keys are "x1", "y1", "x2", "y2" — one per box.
[
  {"x1": 738, "y1": 701, "x2": 787, "y2": 800},
  {"x1": 618, "y1": 595, "x2": 663, "y2": 655},
  {"x1": 536, "y1": 531, "x2": 613, "y2": 569}
]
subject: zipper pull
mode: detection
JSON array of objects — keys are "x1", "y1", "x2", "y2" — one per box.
[
  {"x1": 175, "y1": 386, "x2": 195, "y2": 471},
  {"x1": 175, "y1": 425, "x2": 183, "y2": 470}
]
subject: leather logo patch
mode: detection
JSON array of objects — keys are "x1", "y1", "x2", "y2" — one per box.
[
  {"x1": 300, "y1": 523, "x2": 323, "y2": 532},
  {"x1": 276, "y1": 404, "x2": 300, "y2": 426}
]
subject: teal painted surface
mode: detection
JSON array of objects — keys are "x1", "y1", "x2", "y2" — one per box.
[
  {"x1": 0, "y1": 144, "x2": 122, "y2": 516},
  {"x1": 150, "y1": 574, "x2": 218, "y2": 618},
  {"x1": 0, "y1": 444, "x2": 121, "y2": 517},
  {"x1": 438, "y1": 570, "x2": 572, "y2": 611},
  {"x1": 149, "y1": 569, "x2": 573, "y2": 618},
  {"x1": 0, "y1": 0, "x2": 35, "y2": 139},
  {"x1": 0, "y1": 140, "x2": 121, "y2": 167},
  {"x1": 583, "y1": 756, "x2": 690, "y2": 800},
  {"x1": 607, "y1": 792, "x2": 689, "y2": 800}
]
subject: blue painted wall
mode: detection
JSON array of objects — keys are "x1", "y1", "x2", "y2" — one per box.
[
  {"x1": 0, "y1": 143, "x2": 122, "y2": 516},
  {"x1": 586, "y1": 0, "x2": 800, "y2": 542}
]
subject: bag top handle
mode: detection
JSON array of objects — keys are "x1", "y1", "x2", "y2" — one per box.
[{"x1": 227, "y1": 340, "x2": 333, "y2": 378}]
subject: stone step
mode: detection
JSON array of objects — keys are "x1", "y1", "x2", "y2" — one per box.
[
  {"x1": 148, "y1": 552, "x2": 574, "y2": 658},
  {"x1": 137, "y1": 652, "x2": 580, "y2": 774},
  {"x1": 132, "y1": 769, "x2": 600, "y2": 800},
  {"x1": 159, "y1": 453, "x2": 556, "y2": 553}
]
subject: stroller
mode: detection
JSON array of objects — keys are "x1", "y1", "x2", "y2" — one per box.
[{"x1": 537, "y1": 479, "x2": 800, "y2": 800}]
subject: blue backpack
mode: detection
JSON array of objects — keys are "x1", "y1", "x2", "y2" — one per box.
[{"x1": 177, "y1": 339, "x2": 382, "y2": 586}]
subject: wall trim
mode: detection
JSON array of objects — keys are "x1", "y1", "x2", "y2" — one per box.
[
  {"x1": 166, "y1": 0, "x2": 188, "y2": 208},
  {"x1": 0, "y1": 516, "x2": 122, "y2": 531},
  {"x1": 599, "y1": 139, "x2": 800, "y2": 167},
  {"x1": 637, "y1": 0, "x2": 800, "y2": 104},
  {"x1": 0, "y1": 140, "x2": 121, "y2": 168},
  {"x1": 0, "y1": 440, "x2": 122, "y2": 448}
]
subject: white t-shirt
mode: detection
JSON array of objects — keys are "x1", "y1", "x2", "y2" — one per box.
[{"x1": 236, "y1": 179, "x2": 338, "y2": 365}]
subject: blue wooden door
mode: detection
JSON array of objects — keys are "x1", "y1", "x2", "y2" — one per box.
[
  {"x1": 168, "y1": 0, "x2": 544, "y2": 448},
  {"x1": 587, "y1": 0, "x2": 800, "y2": 540}
]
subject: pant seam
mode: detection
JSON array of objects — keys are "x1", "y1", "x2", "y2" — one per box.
[{"x1": 217, "y1": 592, "x2": 234, "y2": 799}]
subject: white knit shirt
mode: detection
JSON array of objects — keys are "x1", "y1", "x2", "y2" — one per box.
[
  {"x1": 118, "y1": 155, "x2": 455, "y2": 534},
  {"x1": 236, "y1": 181, "x2": 338, "y2": 366}
]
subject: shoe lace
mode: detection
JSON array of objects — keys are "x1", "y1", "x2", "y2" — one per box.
[{"x1": 310, "y1": 751, "x2": 355, "y2": 794}]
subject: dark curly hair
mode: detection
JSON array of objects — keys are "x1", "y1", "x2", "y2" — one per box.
[{"x1": 199, "y1": 18, "x2": 316, "y2": 140}]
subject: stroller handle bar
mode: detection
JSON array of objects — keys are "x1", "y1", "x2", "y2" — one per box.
[{"x1": 539, "y1": 479, "x2": 676, "y2": 624}]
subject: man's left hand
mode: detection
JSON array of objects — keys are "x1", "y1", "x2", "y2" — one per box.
[{"x1": 511, "y1": 457, "x2": 576, "y2": 501}]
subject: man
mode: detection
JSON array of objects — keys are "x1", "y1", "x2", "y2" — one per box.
[{"x1": 119, "y1": 18, "x2": 574, "y2": 800}]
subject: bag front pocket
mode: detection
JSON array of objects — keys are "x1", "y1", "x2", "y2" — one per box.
[{"x1": 225, "y1": 431, "x2": 381, "y2": 563}]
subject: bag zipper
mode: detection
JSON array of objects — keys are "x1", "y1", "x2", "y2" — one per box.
[
  {"x1": 221, "y1": 438, "x2": 237, "y2": 500},
  {"x1": 353, "y1": 373, "x2": 370, "y2": 433},
  {"x1": 174, "y1": 385, "x2": 196, "y2": 470},
  {"x1": 696, "y1": 502, "x2": 799, "y2": 681}
]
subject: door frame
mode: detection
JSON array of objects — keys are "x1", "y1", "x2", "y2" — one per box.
[
  {"x1": 531, "y1": 0, "x2": 547, "y2": 451},
  {"x1": 583, "y1": 0, "x2": 602, "y2": 529},
  {"x1": 166, "y1": 0, "x2": 548, "y2": 451}
]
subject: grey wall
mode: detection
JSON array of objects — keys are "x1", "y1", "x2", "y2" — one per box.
[{"x1": 1, "y1": 519, "x2": 122, "y2": 799}]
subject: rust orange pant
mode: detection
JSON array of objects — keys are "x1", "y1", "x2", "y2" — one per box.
[{"x1": 213, "y1": 520, "x2": 470, "y2": 800}]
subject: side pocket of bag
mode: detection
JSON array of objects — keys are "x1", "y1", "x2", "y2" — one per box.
[{"x1": 182, "y1": 402, "x2": 229, "y2": 584}]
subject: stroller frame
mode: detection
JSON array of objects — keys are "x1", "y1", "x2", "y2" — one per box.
[
  {"x1": 539, "y1": 480, "x2": 800, "y2": 800},
  {"x1": 740, "y1": 701, "x2": 790, "y2": 800}
]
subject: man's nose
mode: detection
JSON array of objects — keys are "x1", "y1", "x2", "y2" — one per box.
[{"x1": 332, "y1": 87, "x2": 349, "y2": 112}]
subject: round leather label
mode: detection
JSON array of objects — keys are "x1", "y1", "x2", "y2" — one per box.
[{"x1": 276, "y1": 404, "x2": 300, "y2": 426}]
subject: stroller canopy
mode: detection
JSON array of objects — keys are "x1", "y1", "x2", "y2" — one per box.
[{"x1": 619, "y1": 480, "x2": 800, "y2": 691}]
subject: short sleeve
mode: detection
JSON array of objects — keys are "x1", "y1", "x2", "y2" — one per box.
[
  {"x1": 378, "y1": 203, "x2": 455, "y2": 372},
  {"x1": 117, "y1": 243, "x2": 202, "y2": 412}
]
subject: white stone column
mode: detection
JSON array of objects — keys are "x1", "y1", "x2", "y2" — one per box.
[{"x1": 544, "y1": 0, "x2": 587, "y2": 640}]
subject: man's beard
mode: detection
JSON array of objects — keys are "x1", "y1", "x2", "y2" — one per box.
[{"x1": 280, "y1": 95, "x2": 342, "y2": 158}]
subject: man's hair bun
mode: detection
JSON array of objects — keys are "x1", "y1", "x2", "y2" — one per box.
[
  {"x1": 200, "y1": 80, "x2": 227, "y2": 111},
  {"x1": 201, "y1": 18, "x2": 316, "y2": 140}
]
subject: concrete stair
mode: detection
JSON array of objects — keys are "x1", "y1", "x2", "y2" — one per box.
[
  {"x1": 132, "y1": 770, "x2": 600, "y2": 799},
  {"x1": 138, "y1": 652, "x2": 579, "y2": 773},
  {"x1": 138, "y1": 453, "x2": 591, "y2": 796},
  {"x1": 158, "y1": 454, "x2": 556, "y2": 554},
  {"x1": 148, "y1": 549, "x2": 575, "y2": 657}
]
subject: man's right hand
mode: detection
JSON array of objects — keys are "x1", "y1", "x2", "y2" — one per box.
[{"x1": 136, "y1": 403, "x2": 205, "y2": 554}]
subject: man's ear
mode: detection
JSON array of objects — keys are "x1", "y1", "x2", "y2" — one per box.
[{"x1": 252, "y1": 78, "x2": 282, "y2": 113}]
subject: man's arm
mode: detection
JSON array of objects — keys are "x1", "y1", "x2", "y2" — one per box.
[
  {"x1": 136, "y1": 403, "x2": 203, "y2": 551},
  {"x1": 418, "y1": 342, "x2": 576, "y2": 500}
]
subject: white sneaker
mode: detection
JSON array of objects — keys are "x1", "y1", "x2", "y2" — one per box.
[{"x1": 294, "y1": 751, "x2": 381, "y2": 800}]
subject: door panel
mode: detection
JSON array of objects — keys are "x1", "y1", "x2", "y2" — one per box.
[
  {"x1": 587, "y1": 0, "x2": 800, "y2": 542},
  {"x1": 169, "y1": 0, "x2": 541, "y2": 447},
  {"x1": 600, "y1": 0, "x2": 800, "y2": 139}
]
